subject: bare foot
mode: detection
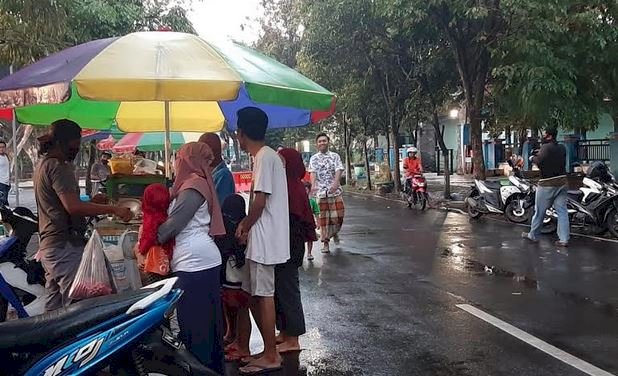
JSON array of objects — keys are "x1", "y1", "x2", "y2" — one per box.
[
  {"x1": 275, "y1": 333, "x2": 285, "y2": 344},
  {"x1": 277, "y1": 339, "x2": 301, "y2": 353}
]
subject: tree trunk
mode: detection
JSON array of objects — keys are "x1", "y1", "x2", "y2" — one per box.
[
  {"x1": 432, "y1": 110, "x2": 451, "y2": 199},
  {"x1": 362, "y1": 136, "x2": 372, "y2": 191},
  {"x1": 384, "y1": 127, "x2": 392, "y2": 182},
  {"x1": 229, "y1": 131, "x2": 241, "y2": 170},
  {"x1": 390, "y1": 119, "x2": 402, "y2": 193},
  {"x1": 343, "y1": 116, "x2": 353, "y2": 185}
]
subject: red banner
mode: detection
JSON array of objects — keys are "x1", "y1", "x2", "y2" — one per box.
[{"x1": 233, "y1": 171, "x2": 252, "y2": 192}]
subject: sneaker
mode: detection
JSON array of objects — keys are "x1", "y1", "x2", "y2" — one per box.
[
  {"x1": 307, "y1": 255, "x2": 315, "y2": 261},
  {"x1": 333, "y1": 234, "x2": 340, "y2": 245},
  {"x1": 521, "y1": 232, "x2": 538, "y2": 242},
  {"x1": 555, "y1": 241, "x2": 568, "y2": 248},
  {"x1": 321, "y1": 242, "x2": 330, "y2": 253}
]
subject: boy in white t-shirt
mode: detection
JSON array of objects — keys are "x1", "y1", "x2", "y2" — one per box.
[{"x1": 234, "y1": 107, "x2": 289, "y2": 373}]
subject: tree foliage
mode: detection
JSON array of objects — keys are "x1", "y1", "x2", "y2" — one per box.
[{"x1": 0, "y1": 0, "x2": 196, "y2": 65}]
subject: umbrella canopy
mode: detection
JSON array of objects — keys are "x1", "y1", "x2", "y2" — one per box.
[
  {"x1": 0, "y1": 31, "x2": 336, "y2": 132},
  {"x1": 81, "y1": 122, "x2": 124, "y2": 142},
  {"x1": 112, "y1": 132, "x2": 202, "y2": 154}
]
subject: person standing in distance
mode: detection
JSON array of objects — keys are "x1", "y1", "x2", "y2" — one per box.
[
  {"x1": 199, "y1": 132, "x2": 236, "y2": 204},
  {"x1": 309, "y1": 133, "x2": 345, "y2": 253},
  {"x1": 523, "y1": 128, "x2": 569, "y2": 247},
  {"x1": 0, "y1": 141, "x2": 11, "y2": 206},
  {"x1": 235, "y1": 107, "x2": 289, "y2": 374}
]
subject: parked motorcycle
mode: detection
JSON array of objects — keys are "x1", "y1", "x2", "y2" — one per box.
[
  {"x1": 465, "y1": 179, "x2": 531, "y2": 223},
  {"x1": 404, "y1": 175, "x2": 428, "y2": 210},
  {"x1": 540, "y1": 163, "x2": 618, "y2": 236},
  {"x1": 0, "y1": 277, "x2": 219, "y2": 375},
  {"x1": 0, "y1": 206, "x2": 45, "y2": 321}
]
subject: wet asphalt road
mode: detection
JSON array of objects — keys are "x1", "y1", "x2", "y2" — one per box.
[{"x1": 226, "y1": 193, "x2": 618, "y2": 376}]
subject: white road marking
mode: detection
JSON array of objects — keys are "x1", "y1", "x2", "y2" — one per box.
[{"x1": 457, "y1": 304, "x2": 616, "y2": 376}]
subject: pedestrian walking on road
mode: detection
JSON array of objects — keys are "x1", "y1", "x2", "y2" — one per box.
[
  {"x1": 523, "y1": 128, "x2": 570, "y2": 247},
  {"x1": 235, "y1": 107, "x2": 289, "y2": 375},
  {"x1": 0, "y1": 140, "x2": 11, "y2": 206},
  {"x1": 304, "y1": 181, "x2": 320, "y2": 261},
  {"x1": 276, "y1": 148, "x2": 314, "y2": 353},
  {"x1": 309, "y1": 133, "x2": 345, "y2": 253}
]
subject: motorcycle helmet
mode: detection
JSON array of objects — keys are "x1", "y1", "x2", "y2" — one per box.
[
  {"x1": 587, "y1": 161, "x2": 613, "y2": 183},
  {"x1": 407, "y1": 146, "x2": 418, "y2": 154}
]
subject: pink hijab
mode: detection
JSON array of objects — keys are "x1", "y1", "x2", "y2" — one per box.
[{"x1": 171, "y1": 142, "x2": 225, "y2": 236}]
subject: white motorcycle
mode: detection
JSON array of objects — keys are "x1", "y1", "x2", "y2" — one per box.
[
  {"x1": 465, "y1": 179, "x2": 531, "y2": 223},
  {"x1": 0, "y1": 206, "x2": 45, "y2": 321}
]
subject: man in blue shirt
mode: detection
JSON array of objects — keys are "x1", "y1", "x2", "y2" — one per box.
[{"x1": 199, "y1": 133, "x2": 235, "y2": 204}]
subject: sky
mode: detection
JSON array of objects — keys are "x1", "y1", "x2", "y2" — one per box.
[{"x1": 188, "y1": 0, "x2": 263, "y2": 44}]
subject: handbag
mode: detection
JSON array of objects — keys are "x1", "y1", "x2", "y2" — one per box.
[{"x1": 144, "y1": 245, "x2": 170, "y2": 276}]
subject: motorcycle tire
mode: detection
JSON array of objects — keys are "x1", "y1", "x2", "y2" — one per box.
[
  {"x1": 466, "y1": 200, "x2": 483, "y2": 219},
  {"x1": 605, "y1": 209, "x2": 618, "y2": 239},
  {"x1": 410, "y1": 192, "x2": 427, "y2": 211},
  {"x1": 505, "y1": 200, "x2": 532, "y2": 224},
  {"x1": 540, "y1": 216, "x2": 557, "y2": 234}
]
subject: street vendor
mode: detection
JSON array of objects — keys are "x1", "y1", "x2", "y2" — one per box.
[{"x1": 35, "y1": 119, "x2": 132, "y2": 312}]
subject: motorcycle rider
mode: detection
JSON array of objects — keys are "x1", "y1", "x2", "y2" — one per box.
[
  {"x1": 403, "y1": 147, "x2": 423, "y2": 193},
  {"x1": 522, "y1": 128, "x2": 569, "y2": 247},
  {"x1": 35, "y1": 119, "x2": 132, "y2": 312}
]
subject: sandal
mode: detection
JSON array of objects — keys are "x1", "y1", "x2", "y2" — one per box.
[
  {"x1": 307, "y1": 255, "x2": 314, "y2": 261},
  {"x1": 239, "y1": 363, "x2": 283, "y2": 375},
  {"x1": 224, "y1": 348, "x2": 250, "y2": 363}
]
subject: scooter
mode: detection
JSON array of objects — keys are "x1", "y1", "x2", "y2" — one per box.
[
  {"x1": 465, "y1": 179, "x2": 529, "y2": 223},
  {"x1": 0, "y1": 206, "x2": 45, "y2": 321},
  {"x1": 404, "y1": 175, "x2": 428, "y2": 210},
  {"x1": 0, "y1": 277, "x2": 218, "y2": 375}
]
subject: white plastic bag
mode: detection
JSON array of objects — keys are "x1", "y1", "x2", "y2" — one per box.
[
  {"x1": 104, "y1": 245, "x2": 131, "y2": 293},
  {"x1": 69, "y1": 231, "x2": 113, "y2": 300}
]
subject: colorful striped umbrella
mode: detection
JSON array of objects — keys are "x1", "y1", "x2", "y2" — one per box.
[
  {"x1": 0, "y1": 32, "x2": 336, "y2": 132},
  {"x1": 112, "y1": 132, "x2": 202, "y2": 154}
]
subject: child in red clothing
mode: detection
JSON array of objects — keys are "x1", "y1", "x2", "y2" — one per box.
[{"x1": 135, "y1": 183, "x2": 174, "y2": 276}]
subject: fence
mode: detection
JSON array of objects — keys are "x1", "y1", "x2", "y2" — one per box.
[
  {"x1": 576, "y1": 139, "x2": 610, "y2": 163},
  {"x1": 435, "y1": 148, "x2": 454, "y2": 175}
]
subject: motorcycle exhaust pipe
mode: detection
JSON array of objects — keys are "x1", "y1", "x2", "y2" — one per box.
[{"x1": 466, "y1": 197, "x2": 478, "y2": 208}]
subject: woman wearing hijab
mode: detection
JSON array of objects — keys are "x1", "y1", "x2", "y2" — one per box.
[
  {"x1": 156, "y1": 142, "x2": 226, "y2": 374},
  {"x1": 276, "y1": 148, "x2": 316, "y2": 352}
]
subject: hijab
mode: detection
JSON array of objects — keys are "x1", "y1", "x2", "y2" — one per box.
[
  {"x1": 278, "y1": 148, "x2": 315, "y2": 228},
  {"x1": 171, "y1": 142, "x2": 225, "y2": 236},
  {"x1": 198, "y1": 132, "x2": 224, "y2": 167},
  {"x1": 139, "y1": 183, "x2": 174, "y2": 255}
]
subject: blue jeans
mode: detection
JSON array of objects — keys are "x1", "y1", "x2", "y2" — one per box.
[
  {"x1": 529, "y1": 185, "x2": 569, "y2": 243},
  {"x1": 0, "y1": 183, "x2": 10, "y2": 206}
]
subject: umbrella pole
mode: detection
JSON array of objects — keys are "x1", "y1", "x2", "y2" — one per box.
[{"x1": 164, "y1": 101, "x2": 172, "y2": 178}]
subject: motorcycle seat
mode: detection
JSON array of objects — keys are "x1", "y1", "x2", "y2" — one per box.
[
  {"x1": 0, "y1": 288, "x2": 154, "y2": 352},
  {"x1": 483, "y1": 181, "x2": 503, "y2": 190},
  {"x1": 568, "y1": 190, "x2": 584, "y2": 200}
]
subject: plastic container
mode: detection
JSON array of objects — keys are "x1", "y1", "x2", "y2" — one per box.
[{"x1": 110, "y1": 158, "x2": 134, "y2": 175}]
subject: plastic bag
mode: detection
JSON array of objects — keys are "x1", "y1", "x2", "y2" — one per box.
[
  {"x1": 69, "y1": 231, "x2": 113, "y2": 300},
  {"x1": 144, "y1": 245, "x2": 170, "y2": 276},
  {"x1": 104, "y1": 245, "x2": 131, "y2": 293},
  {"x1": 125, "y1": 259, "x2": 142, "y2": 290}
]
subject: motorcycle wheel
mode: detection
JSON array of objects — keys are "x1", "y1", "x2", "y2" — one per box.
[
  {"x1": 411, "y1": 192, "x2": 427, "y2": 211},
  {"x1": 505, "y1": 200, "x2": 532, "y2": 224},
  {"x1": 466, "y1": 199, "x2": 483, "y2": 219},
  {"x1": 605, "y1": 209, "x2": 618, "y2": 239},
  {"x1": 540, "y1": 216, "x2": 557, "y2": 234}
]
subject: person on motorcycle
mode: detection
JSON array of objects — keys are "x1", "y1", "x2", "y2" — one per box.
[
  {"x1": 403, "y1": 147, "x2": 423, "y2": 193},
  {"x1": 35, "y1": 119, "x2": 133, "y2": 312}
]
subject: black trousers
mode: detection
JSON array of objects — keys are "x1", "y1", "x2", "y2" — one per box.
[{"x1": 275, "y1": 262, "x2": 306, "y2": 337}]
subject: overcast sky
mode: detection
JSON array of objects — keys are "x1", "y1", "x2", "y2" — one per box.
[{"x1": 188, "y1": 0, "x2": 263, "y2": 43}]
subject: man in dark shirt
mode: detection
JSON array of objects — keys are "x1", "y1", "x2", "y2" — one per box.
[
  {"x1": 35, "y1": 119, "x2": 132, "y2": 312},
  {"x1": 522, "y1": 128, "x2": 569, "y2": 247}
]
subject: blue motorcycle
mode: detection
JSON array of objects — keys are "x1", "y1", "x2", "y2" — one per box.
[{"x1": 0, "y1": 278, "x2": 219, "y2": 375}]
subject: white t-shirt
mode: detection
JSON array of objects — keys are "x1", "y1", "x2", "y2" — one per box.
[
  {"x1": 246, "y1": 146, "x2": 290, "y2": 265},
  {"x1": 0, "y1": 155, "x2": 10, "y2": 185},
  {"x1": 170, "y1": 198, "x2": 222, "y2": 273}
]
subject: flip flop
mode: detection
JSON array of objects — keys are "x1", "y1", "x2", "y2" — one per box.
[
  {"x1": 239, "y1": 363, "x2": 283, "y2": 375},
  {"x1": 225, "y1": 347, "x2": 250, "y2": 362}
]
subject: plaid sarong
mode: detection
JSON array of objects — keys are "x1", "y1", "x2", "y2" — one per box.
[{"x1": 318, "y1": 195, "x2": 345, "y2": 241}]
